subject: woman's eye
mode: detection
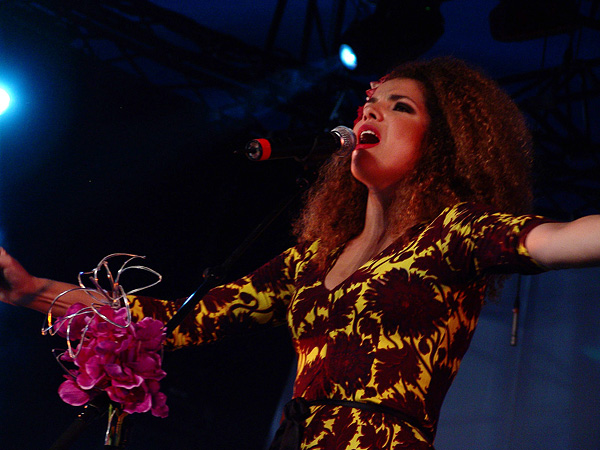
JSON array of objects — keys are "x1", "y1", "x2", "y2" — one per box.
[{"x1": 394, "y1": 102, "x2": 414, "y2": 113}]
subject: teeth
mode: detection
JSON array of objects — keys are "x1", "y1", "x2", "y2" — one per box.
[{"x1": 360, "y1": 130, "x2": 379, "y2": 144}]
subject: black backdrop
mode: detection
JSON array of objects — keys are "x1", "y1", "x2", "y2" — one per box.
[{"x1": 0, "y1": 26, "x2": 305, "y2": 449}]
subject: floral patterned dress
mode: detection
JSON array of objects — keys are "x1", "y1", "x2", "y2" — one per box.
[{"x1": 129, "y1": 202, "x2": 551, "y2": 449}]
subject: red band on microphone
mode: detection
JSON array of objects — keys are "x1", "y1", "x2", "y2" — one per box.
[{"x1": 255, "y1": 138, "x2": 271, "y2": 161}]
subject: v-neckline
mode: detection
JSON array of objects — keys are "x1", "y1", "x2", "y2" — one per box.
[
  {"x1": 321, "y1": 220, "x2": 430, "y2": 292},
  {"x1": 322, "y1": 235, "x2": 402, "y2": 292}
]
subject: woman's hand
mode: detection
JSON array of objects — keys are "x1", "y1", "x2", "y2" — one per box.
[
  {"x1": 0, "y1": 248, "x2": 46, "y2": 307},
  {"x1": 0, "y1": 248, "x2": 92, "y2": 315}
]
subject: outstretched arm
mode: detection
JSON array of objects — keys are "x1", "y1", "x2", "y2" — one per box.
[
  {"x1": 525, "y1": 215, "x2": 600, "y2": 269},
  {"x1": 0, "y1": 248, "x2": 93, "y2": 316}
]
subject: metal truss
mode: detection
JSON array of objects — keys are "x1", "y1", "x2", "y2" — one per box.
[
  {"x1": 0, "y1": 0, "x2": 365, "y2": 125},
  {"x1": 500, "y1": 57, "x2": 600, "y2": 218},
  {"x1": 1, "y1": 0, "x2": 598, "y2": 218},
  {"x1": 0, "y1": 0, "x2": 306, "y2": 105}
]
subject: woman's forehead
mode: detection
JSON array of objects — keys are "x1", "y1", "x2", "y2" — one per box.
[{"x1": 368, "y1": 78, "x2": 426, "y2": 102}]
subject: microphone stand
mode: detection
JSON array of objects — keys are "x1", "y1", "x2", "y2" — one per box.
[
  {"x1": 510, "y1": 274, "x2": 522, "y2": 346},
  {"x1": 166, "y1": 176, "x2": 308, "y2": 335},
  {"x1": 48, "y1": 177, "x2": 309, "y2": 450}
]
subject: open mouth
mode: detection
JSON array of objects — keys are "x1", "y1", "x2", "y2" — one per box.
[{"x1": 359, "y1": 129, "x2": 380, "y2": 145}]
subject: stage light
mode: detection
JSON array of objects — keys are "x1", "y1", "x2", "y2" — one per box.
[
  {"x1": 339, "y1": 44, "x2": 358, "y2": 70},
  {"x1": 0, "y1": 88, "x2": 10, "y2": 115},
  {"x1": 338, "y1": 0, "x2": 445, "y2": 75}
]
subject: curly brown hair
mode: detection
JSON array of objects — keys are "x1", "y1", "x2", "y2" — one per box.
[{"x1": 293, "y1": 57, "x2": 534, "y2": 263}]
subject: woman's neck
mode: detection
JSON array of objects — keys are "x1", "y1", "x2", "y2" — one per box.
[
  {"x1": 323, "y1": 190, "x2": 396, "y2": 290},
  {"x1": 356, "y1": 190, "x2": 396, "y2": 253}
]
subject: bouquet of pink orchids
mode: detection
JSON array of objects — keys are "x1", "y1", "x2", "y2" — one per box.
[
  {"x1": 55, "y1": 302, "x2": 168, "y2": 417},
  {"x1": 44, "y1": 254, "x2": 168, "y2": 418}
]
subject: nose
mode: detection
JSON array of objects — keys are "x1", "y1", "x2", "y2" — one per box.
[{"x1": 362, "y1": 102, "x2": 383, "y2": 121}]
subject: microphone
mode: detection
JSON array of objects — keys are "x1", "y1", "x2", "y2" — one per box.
[{"x1": 243, "y1": 126, "x2": 356, "y2": 162}]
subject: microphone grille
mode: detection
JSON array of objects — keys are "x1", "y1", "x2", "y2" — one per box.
[{"x1": 331, "y1": 126, "x2": 357, "y2": 155}]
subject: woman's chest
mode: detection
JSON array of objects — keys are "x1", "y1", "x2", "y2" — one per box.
[{"x1": 288, "y1": 249, "x2": 453, "y2": 341}]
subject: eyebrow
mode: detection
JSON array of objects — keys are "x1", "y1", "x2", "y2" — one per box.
[
  {"x1": 367, "y1": 93, "x2": 416, "y2": 104},
  {"x1": 389, "y1": 94, "x2": 415, "y2": 103}
]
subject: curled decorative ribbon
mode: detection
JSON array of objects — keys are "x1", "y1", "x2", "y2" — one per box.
[{"x1": 42, "y1": 254, "x2": 169, "y2": 418}]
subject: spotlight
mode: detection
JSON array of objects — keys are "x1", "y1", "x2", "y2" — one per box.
[
  {"x1": 339, "y1": 44, "x2": 358, "y2": 70},
  {"x1": 338, "y1": 0, "x2": 445, "y2": 75},
  {"x1": 0, "y1": 88, "x2": 10, "y2": 115}
]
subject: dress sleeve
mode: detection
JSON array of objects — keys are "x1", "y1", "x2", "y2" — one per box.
[
  {"x1": 439, "y1": 203, "x2": 555, "y2": 277},
  {"x1": 128, "y1": 244, "x2": 308, "y2": 349}
]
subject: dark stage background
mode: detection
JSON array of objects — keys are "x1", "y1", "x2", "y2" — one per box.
[{"x1": 0, "y1": 1, "x2": 599, "y2": 449}]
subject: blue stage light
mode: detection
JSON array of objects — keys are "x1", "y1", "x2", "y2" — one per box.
[
  {"x1": 0, "y1": 88, "x2": 10, "y2": 115},
  {"x1": 339, "y1": 44, "x2": 358, "y2": 71},
  {"x1": 337, "y1": 0, "x2": 444, "y2": 75}
]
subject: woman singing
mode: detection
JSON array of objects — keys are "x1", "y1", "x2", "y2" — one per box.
[{"x1": 1, "y1": 57, "x2": 599, "y2": 449}]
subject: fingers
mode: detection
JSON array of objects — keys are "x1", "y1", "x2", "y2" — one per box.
[
  {"x1": 0, "y1": 247, "x2": 14, "y2": 267},
  {"x1": 0, "y1": 250, "x2": 10, "y2": 290},
  {"x1": 0, "y1": 248, "x2": 10, "y2": 272},
  {"x1": 0, "y1": 248, "x2": 18, "y2": 290}
]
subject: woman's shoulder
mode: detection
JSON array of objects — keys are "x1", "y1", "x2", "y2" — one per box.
[
  {"x1": 428, "y1": 202, "x2": 553, "y2": 250},
  {"x1": 432, "y1": 201, "x2": 538, "y2": 226},
  {"x1": 422, "y1": 202, "x2": 534, "y2": 239},
  {"x1": 426, "y1": 202, "x2": 494, "y2": 229},
  {"x1": 437, "y1": 201, "x2": 496, "y2": 218},
  {"x1": 282, "y1": 240, "x2": 322, "y2": 267}
]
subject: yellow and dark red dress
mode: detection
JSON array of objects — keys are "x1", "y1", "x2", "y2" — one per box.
[{"x1": 129, "y1": 202, "x2": 551, "y2": 449}]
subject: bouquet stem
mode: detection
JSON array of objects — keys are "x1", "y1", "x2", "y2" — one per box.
[{"x1": 104, "y1": 403, "x2": 130, "y2": 449}]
